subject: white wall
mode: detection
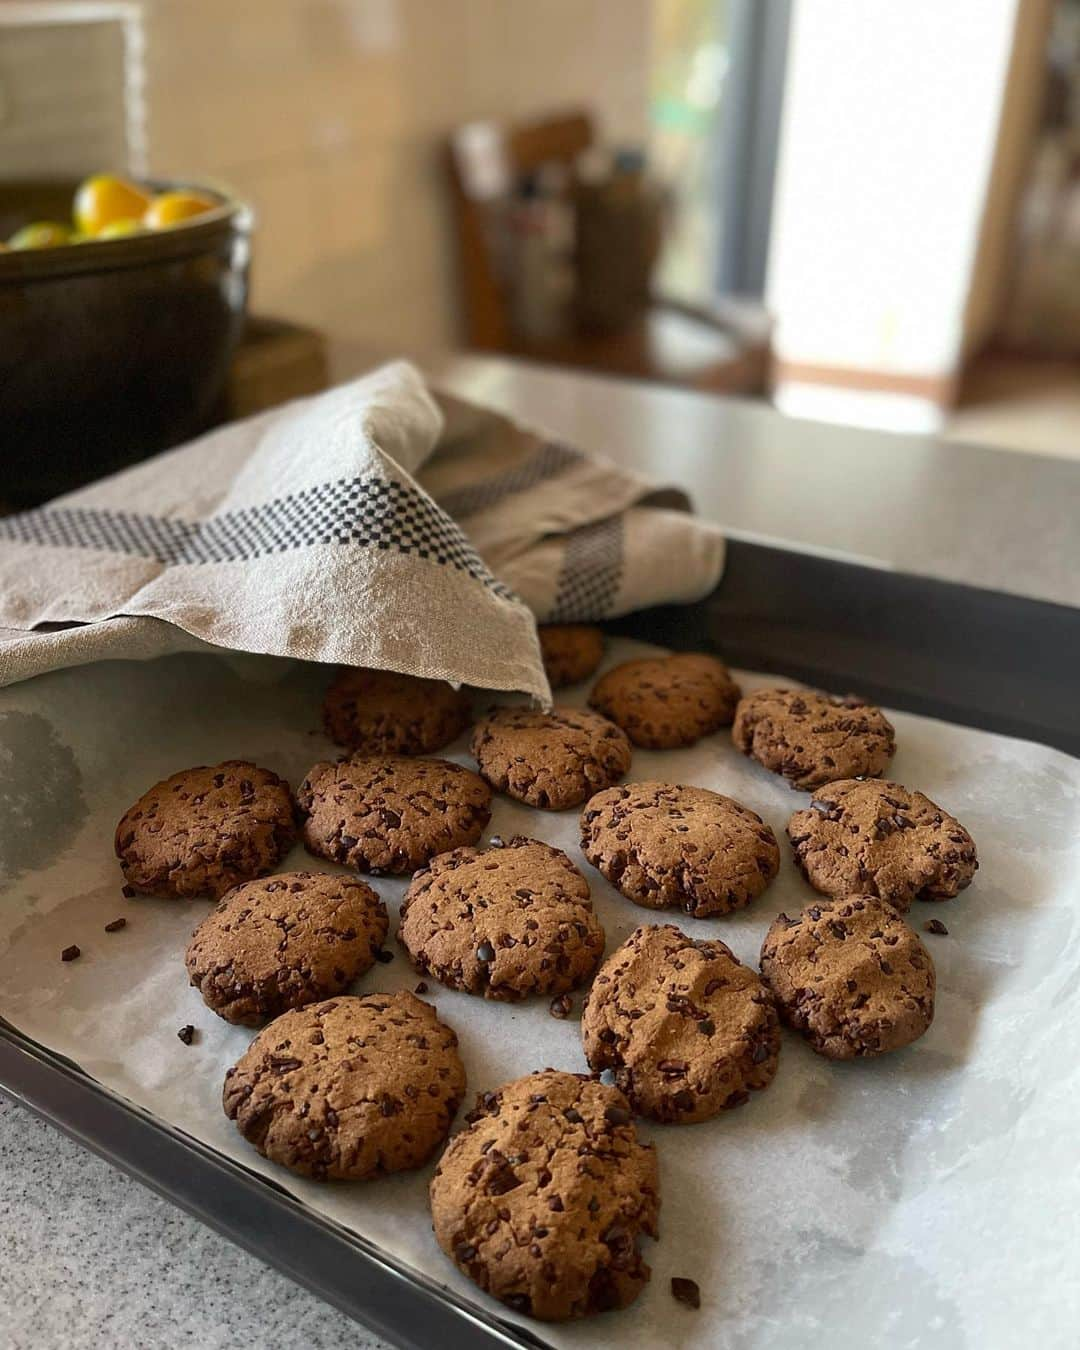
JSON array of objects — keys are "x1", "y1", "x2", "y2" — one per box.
[
  {"x1": 141, "y1": 0, "x2": 651, "y2": 353},
  {"x1": 766, "y1": 0, "x2": 1026, "y2": 428}
]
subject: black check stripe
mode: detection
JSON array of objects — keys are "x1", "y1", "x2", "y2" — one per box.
[
  {"x1": 549, "y1": 514, "x2": 624, "y2": 622},
  {"x1": 437, "y1": 441, "x2": 584, "y2": 519},
  {"x1": 0, "y1": 477, "x2": 515, "y2": 598}
]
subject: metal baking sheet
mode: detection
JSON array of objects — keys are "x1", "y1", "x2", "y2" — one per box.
[{"x1": 2, "y1": 550, "x2": 1078, "y2": 1350}]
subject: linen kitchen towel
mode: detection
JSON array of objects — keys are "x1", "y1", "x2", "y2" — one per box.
[{"x1": 0, "y1": 361, "x2": 725, "y2": 699}]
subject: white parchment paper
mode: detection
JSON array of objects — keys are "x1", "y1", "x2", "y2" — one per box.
[{"x1": 1, "y1": 639, "x2": 1077, "y2": 1350}]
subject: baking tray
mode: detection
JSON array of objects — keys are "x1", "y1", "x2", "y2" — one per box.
[{"x1": 2, "y1": 537, "x2": 1077, "y2": 1350}]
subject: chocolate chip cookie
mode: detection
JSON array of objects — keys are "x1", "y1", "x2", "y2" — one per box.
[
  {"x1": 732, "y1": 687, "x2": 896, "y2": 790},
  {"x1": 115, "y1": 761, "x2": 296, "y2": 900},
  {"x1": 223, "y1": 992, "x2": 465, "y2": 1179},
  {"x1": 471, "y1": 707, "x2": 632, "y2": 811},
  {"x1": 399, "y1": 837, "x2": 604, "y2": 1000},
  {"x1": 580, "y1": 782, "x2": 780, "y2": 918},
  {"x1": 788, "y1": 778, "x2": 978, "y2": 912},
  {"x1": 322, "y1": 667, "x2": 471, "y2": 754},
  {"x1": 430, "y1": 1069, "x2": 659, "y2": 1321},
  {"x1": 186, "y1": 871, "x2": 389, "y2": 1026},
  {"x1": 538, "y1": 625, "x2": 605, "y2": 689},
  {"x1": 588, "y1": 653, "x2": 741, "y2": 749},
  {"x1": 297, "y1": 755, "x2": 491, "y2": 875},
  {"x1": 582, "y1": 925, "x2": 780, "y2": 1123},
  {"x1": 759, "y1": 896, "x2": 935, "y2": 1059}
]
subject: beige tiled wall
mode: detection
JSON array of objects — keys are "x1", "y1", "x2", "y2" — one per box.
[{"x1": 142, "y1": 0, "x2": 652, "y2": 353}]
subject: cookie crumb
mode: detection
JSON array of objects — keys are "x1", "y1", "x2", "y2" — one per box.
[
  {"x1": 60, "y1": 944, "x2": 81, "y2": 963},
  {"x1": 177, "y1": 1025, "x2": 197, "y2": 1045},
  {"x1": 414, "y1": 980, "x2": 429, "y2": 994},
  {"x1": 549, "y1": 993, "x2": 573, "y2": 1019},
  {"x1": 671, "y1": 1277, "x2": 701, "y2": 1309},
  {"x1": 104, "y1": 917, "x2": 127, "y2": 933},
  {"x1": 924, "y1": 918, "x2": 949, "y2": 936},
  {"x1": 121, "y1": 885, "x2": 136, "y2": 898},
  {"x1": 374, "y1": 948, "x2": 394, "y2": 964}
]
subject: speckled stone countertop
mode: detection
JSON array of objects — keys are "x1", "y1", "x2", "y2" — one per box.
[{"x1": 0, "y1": 1097, "x2": 387, "y2": 1349}]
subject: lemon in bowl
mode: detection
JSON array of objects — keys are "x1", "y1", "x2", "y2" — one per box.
[
  {"x1": 143, "y1": 190, "x2": 217, "y2": 230},
  {"x1": 74, "y1": 174, "x2": 151, "y2": 237}
]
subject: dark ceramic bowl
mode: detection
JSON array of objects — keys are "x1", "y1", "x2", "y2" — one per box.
[{"x1": 0, "y1": 179, "x2": 252, "y2": 506}]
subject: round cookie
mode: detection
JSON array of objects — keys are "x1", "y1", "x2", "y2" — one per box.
[
  {"x1": 732, "y1": 688, "x2": 896, "y2": 790},
  {"x1": 588, "y1": 652, "x2": 741, "y2": 749},
  {"x1": 322, "y1": 666, "x2": 471, "y2": 754},
  {"x1": 115, "y1": 760, "x2": 296, "y2": 900},
  {"x1": 580, "y1": 782, "x2": 780, "y2": 918},
  {"x1": 430, "y1": 1069, "x2": 659, "y2": 1321},
  {"x1": 223, "y1": 992, "x2": 465, "y2": 1179},
  {"x1": 759, "y1": 896, "x2": 935, "y2": 1059},
  {"x1": 297, "y1": 755, "x2": 491, "y2": 875},
  {"x1": 399, "y1": 837, "x2": 604, "y2": 1000},
  {"x1": 538, "y1": 624, "x2": 605, "y2": 689},
  {"x1": 788, "y1": 778, "x2": 978, "y2": 912},
  {"x1": 582, "y1": 925, "x2": 780, "y2": 1123},
  {"x1": 471, "y1": 706, "x2": 631, "y2": 811},
  {"x1": 186, "y1": 871, "x2": 389, "y2": 1026}
]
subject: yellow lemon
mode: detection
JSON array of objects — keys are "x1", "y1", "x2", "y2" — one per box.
[
  {"x1": 9, "y1": 221, "x2": 73, "y2": 249},
  {"x1": 96, "y1": 217, "x2": 143, "y2": 240},
  {"x1": 73, "y1": 174, "x2": 151, "y2": 236},
  {"x1": 143, "y1": 190, "x2": 217, "y2": 229}
]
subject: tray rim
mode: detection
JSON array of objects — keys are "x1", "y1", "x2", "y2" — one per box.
[{"x1": 3, "y1": 543, "x2": 1078, "y2": 1349}]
